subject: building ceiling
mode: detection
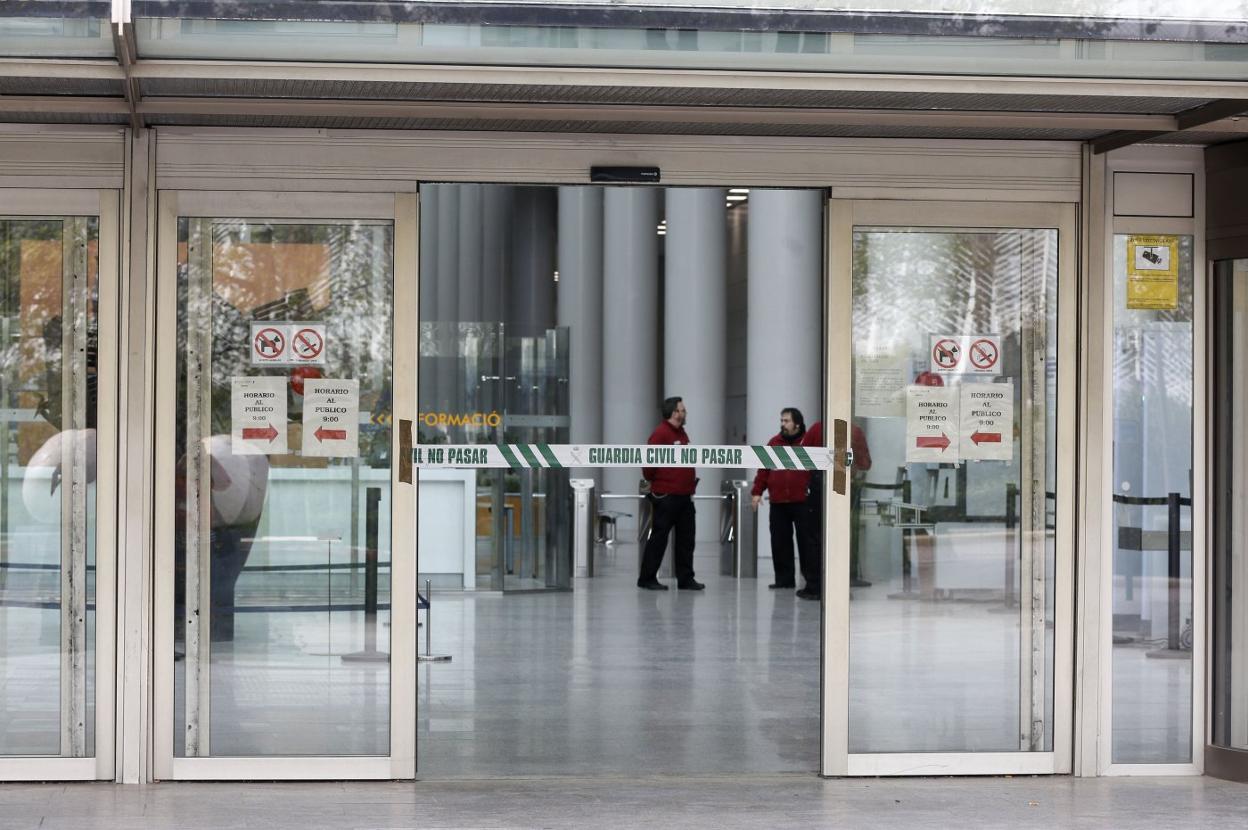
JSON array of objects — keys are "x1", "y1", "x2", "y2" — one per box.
[{"x1": 3, "y1": 31, "x2": 1248, "y2": 150}]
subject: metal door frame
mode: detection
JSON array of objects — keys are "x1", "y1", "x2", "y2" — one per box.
[
  {"x1": 151, "y1": 189, "x2": 417, "y2": 780},
  {"x1": 821, "y1": 198, "x2": 1078, "y2": 777},
  {"x1": 0, "y1": 187, "x2": 120, "y2": 781}
]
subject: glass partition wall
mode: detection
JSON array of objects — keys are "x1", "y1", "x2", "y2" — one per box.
[
  {"x1": 1110, "y1": 234, "x2": 1195, "y2": 765},
  {"x1": 0, "y1": 197, "x2": 117, "y2": 781}
]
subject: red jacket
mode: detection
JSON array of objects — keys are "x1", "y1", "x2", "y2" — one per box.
[
  {"x1": 642, "y1": 420, "x2": 697, "y2": 495},
  {"x1": 752, "y1": 432, "x2": 811, "y2": 503},
  {"x1": 802, "y1": 421, "x2": 872, "y2": 472}
]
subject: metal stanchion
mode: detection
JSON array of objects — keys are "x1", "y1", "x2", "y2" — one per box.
[
  {"x1": 418, "y1": 578, "x2": 452, "y2": 663},
  {"x1": 571, "y1": 479, "x2": 596, "y2": 578},
  {"x1": 343, "y1": 487, "x2": 387, "y2": 663}
]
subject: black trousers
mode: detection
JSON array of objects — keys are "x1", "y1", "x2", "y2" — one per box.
[
  {"x1": 640, "y1": 494, "x2": 696, "y2": 583},
  {"x1": 771, "y1": 501, "x2": 819, "y2": 588}
]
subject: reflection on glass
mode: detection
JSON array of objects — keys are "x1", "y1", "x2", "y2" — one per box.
[
  {"x1": 0, "y1": 17, "x2": 113, "y2": 58},
  {"x1": 173, "y1": 218, "x2": 393, "y2": 757},
  {"x1": 1212, "y1": 258, "x2": 1248, "y2": 753},
  {"x1": 418, "y1": 185, "x2": 571, "y2": 593},
  {"x1": 132, "y1": 18, "x2": 1248, "y2": 80},
  {"x1": 0, "y1": 217, "x2": 99, "y2": 757},
  {"x1": 848, "y1": 227, "x2": 1058, "y2": 754},
  {"x1": 1110, "y1": 234, "x2": 1194, "y2": 764}
]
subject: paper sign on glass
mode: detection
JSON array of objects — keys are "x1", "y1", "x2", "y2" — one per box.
[
  {"x1": 906, "y1": 384, "x2": 959, "y2": 464},
  {"x1": 231, "y1": 376, "x2": 288, "y2": 455},
  {"x1": 301, "y1": 378, "x2": 360, "y2": 458}
]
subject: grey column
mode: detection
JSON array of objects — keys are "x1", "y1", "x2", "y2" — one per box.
[
  {"x1": 602, "y1": 187, "x2": 660, "y2": 503},
  {"x1": 480, "y1": 186, "x2": 513, "y2": 325},
  {"x1": 418, "y1": 186, "x2": 440, "y2": 413},
  {"x1": 746, "y1": 189, "x2": 823, "y2": 568},
  {"x1": 665, "y1": 188, "x2": 727, "y2": 538},
  {"x1": 557, "y1": 187, "x2": 605, "y2": 474},
  {"x1": 434, "y1": 185, "x2": 460, "y2": 412},
  {"x1": 508, "y1": 187, "x2": 557, "y2": 330},
  {"x1": 456, "y1": 184, "x2": 484, "y2": 323}
]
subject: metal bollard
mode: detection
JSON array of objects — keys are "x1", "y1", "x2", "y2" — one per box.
[
  {"x1": 417, "y1": 578, "x2": 452, "y2": 663},
  {"x1": 571, "y1": 479, "x2": 596, "y2": 578},
  {"x1": 342, "y1": 487, "x2": 388, "y2": 663},
  {"x1": 719, "y1": 479, "x2": 758, "y2": 578}
]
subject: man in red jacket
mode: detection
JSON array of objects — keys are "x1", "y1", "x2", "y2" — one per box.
[
  {"x1": 639, "y1": 396, "x2": 705, "y2": 591},
  {"x1": 752, "y1": 407, "x2": 817, "y2": 597}
]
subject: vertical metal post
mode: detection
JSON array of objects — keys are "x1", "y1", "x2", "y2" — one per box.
[
  {"x1": 1003, "y1": 482, "x2": 1018, "y2": 607},
  {"x1": 503, "y1": 503, "x2": 515, "y2": 578},
  {"x1": 0, "y1": 309, "x2": 8, "y2": 589},
  {"x1": 183, "y1": 218, "x2": 213, "y2": 757},
  {"x1": 350, "y1": 458, "x2": 361, "y2": 592},
  {"x1": 1168, "y1": 491, "x2": 1182, "y2": 652},
  {"x1": 342, "y1": 488, "x2": 387, "y2": 663},
  {"x1": 418, "y1": 577, "x2": 451, "y2": 662},
  {"x1": 59, "y1": 218, "x2": 89, "y2": 757},
  {"x1": 1017, "y1": 228, "x2": 1048, "y2": 752},
  {"x1": 0, "y1": 311, "x2": 9, "y2": 591},
  {"x1": 901, "y1": 478, "x2": 913, "y2": 595}
]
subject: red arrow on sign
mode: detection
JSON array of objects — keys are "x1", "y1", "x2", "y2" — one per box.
[
  {"x1": 971, "y1": 431, "x2": 1003, "y2": 445},
  {"x1": 242, "y1": 424, "x2": 279, "y2": 442},
  {"x1": 916, "y1": 434, "x2": 951, "y2": 451},
  {"x1": 315, "y1": 426, "x2": 348, "y2": 442}
]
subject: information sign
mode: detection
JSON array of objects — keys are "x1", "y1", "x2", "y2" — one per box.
[
  {"x1": 302, "y1": 378, "x2": 360, "y2": 457},
  {"x1": 905, "y1": 384, "x2": 959, "y2": 463},
  {"x1": 231, "y1": 376, "x2": 288, "y2": 455}
]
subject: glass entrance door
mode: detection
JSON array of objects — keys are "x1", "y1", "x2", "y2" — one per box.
[
  {"x1": 153, "y1": 192, "x2": 416, "y2": 779},
  {"x1": 0, "y1": 192, "x2": 118, "y2": 780},
  {"x1": 823, "y1": 200, "x2": 1075, "y2": 776}
]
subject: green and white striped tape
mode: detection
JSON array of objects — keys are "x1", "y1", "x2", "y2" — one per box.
[{"x1": 412, "y1": 443, "x2": 832, "y2": 470}]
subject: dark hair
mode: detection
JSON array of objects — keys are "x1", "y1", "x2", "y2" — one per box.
[
  {"x1": 782, "y1": 407, "x2": 806, "y2": 431},
  {"x1": 661, "y1": 396, "x2": 683, "y2": 419}
]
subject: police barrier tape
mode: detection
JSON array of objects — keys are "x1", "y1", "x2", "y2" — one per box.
[{"x1": 412, "y1": 443, "x2": 833, "y2": 470}]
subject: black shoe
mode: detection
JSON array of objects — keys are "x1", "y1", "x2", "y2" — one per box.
[
  {"x1": 678, "y1": 580, "x2": 705, "y2": 591},
  {"x1": 796, "y1": 588, "x2": 821, "y2": 600},
  {"x1": 850, "y1": 577, "x2": 872, "y2": 588},
  {"x1": 769, "y1": 582, "x2": 796, "y2": 589},
  {"x1": 637, "y1": 580, "x2": 669, "y2": 591}
]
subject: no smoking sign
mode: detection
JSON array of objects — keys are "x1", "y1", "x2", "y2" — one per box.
[
  {"x1": 250, "y1": 321, "x2": 328, "y2": 367},
  {"x1": 930, "y1": 334, "x2": 1002, "y2": 376}
]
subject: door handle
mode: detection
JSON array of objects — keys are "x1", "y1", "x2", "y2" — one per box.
[
  {"x1": 832, "y1": 418, "x2": 848, "y2": 496},
  {"x1": 399, "y1": 418, "x2": 413, "y2": 484}
]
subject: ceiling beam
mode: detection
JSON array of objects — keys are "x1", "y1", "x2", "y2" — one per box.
[
  {"x1": 0, "y1": 96, "x2": 130, "y2": 115},
  {"x1": 112, "y1": 22, "x2": 144, "y2": 132},
  {"x1": 132, "y1": 96, "x2": 1180, "y2": 132},
  {"x1": 1090, "y1": 130, "x2": 1173, "y2": 155},
  {"x1": 1176, "y1": 98, "x2": 1248, "y2": 131},
  {"x1": 127, "y1": 59, "x2": 1248, "y2": 102},
  {"x1": 1092, "y1": 98, "x2": 1248, "y2": 154}
]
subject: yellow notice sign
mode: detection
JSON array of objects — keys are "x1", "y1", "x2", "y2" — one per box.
[{"x1": 1126, "y1": 234, "x2": 1180, "y2": 310}]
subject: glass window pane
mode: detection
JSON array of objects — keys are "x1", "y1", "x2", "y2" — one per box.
[
  {"x1": 848, "y1": 226, "x2": 1058, "y2": 753},
  {"x1": 172, "y1": 218, "x2": 393, "y2": 757},
  {"x1": 0, "y1": 216, "x2": 99, "y2": 757},
  {"x1": 132, "y1": 18, "x2": 1248, "y2": 80},
  {"x1": 0, "y1": 17, "x2": 114, "y2": 58},
  {"x1": 1110, "y1": 233, "x2": 1194, "y2": 764}
]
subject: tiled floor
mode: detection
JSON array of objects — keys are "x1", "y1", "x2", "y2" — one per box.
[
  {"x1": 3, "y1": 540, "x2": 1197, "y2": 772},
  {"x1": 0, "y1": 775, "x2": 1244, "y2": 829}
]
